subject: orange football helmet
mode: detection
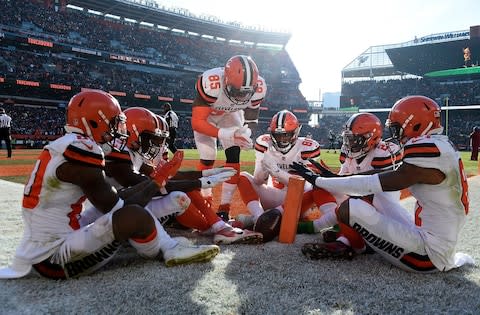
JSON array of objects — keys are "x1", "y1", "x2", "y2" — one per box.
[
  {"x1": 123, "y1": 107, "x2": 169, "y2": 161},
  {"x1": 224, "y1": 55, "x2": 259, "y2": 105},
  {"x1": 342, "y1": 113, "x2": 382, "y2": 158},
  {"x1": 269, "y1": 110, "x2": 302, "y2": 153},
  {"x1": 65, "y1": 90, "x2": 127, "y2": 149},
  {"x1": 386, "y1": 95, "x2": 443, "y2": 144}
]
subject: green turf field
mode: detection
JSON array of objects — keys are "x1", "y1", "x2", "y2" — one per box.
[{"x1": 0, "y1": 149, "x2": 478, "y2": 185}]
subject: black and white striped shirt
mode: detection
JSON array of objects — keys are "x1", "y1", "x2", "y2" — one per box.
[
  {"x1": 0, "y1": 114, "x2": 11, "y2": 129},
  {"x1": 164, "y1": 110, "x2": 179, "y2": 129}
]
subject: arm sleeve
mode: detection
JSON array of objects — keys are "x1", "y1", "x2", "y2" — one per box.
[{"x1": 191, "y1": 106, "x2": 218, "y2": 137}]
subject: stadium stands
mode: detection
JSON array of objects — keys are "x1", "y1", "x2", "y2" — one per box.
[{"x1": 1, "y1": 0, "x2": 478, "y2": 149}]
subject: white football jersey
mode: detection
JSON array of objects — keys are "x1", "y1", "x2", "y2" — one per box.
[
  {"x1": 403, "y1": 135, "x2": 469, "y2": 270},
  {"x1": 338, "y1": 140, "x2": 402, "y2": 175},
  {"x1": 338, "y1": 140, "x2": 405, "y2": 216},
  {"x1": 196, "y1": 67, "x2": 267, "y2": 114},
  {"x1": 254, "y1": 134, "x2": 321, "y2": 189},
  {"x1": 18, "y1": 133, "x2": 105, "y2": 263}
]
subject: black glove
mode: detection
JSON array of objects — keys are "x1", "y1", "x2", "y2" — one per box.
[
  {"x1": 290, "y1": 162, "x2": 319, "y2": 186},
  {"x1": 308, "y1": 159, "x2": 340, "y2": 178}
]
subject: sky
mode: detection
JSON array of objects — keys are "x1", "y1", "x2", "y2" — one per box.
[{"x1": 155, "y1": 0, "x2": 480, "y2": 101}]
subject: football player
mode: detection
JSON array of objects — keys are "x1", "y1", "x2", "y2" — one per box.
[
  {"x1": 0, "y1": 91, "x2": 219, "y2": 280},
  {"x1": 191, "y1": 55, "x2": 267, "y2": 221},
  {"x1": 85, "y1": 107, "x2": 262, "y2": 245},
  {"x1": 304, "y1": 112, "x2": 405, "y2": 239},
  {"x1": 294, "y1": 96, "x2": 474, "y2": 272},
  {"x1": 235, "y1": 110, "x2": 338, "y2": 234}
]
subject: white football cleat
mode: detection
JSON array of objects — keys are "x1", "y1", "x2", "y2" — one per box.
[
  {"x1": 163, "y1": 238, "x2": 219, "y2": 267},
  {"x1": 213, "y1": 226, "x2": 263, "y2": 245}
]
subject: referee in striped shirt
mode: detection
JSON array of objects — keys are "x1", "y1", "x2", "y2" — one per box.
[
  {"x1": 0, "y1": 107, "x2": 12, "y2": 158},
  {"x1": 163, "y1": 102, "x2": 179, "y2": 153}
]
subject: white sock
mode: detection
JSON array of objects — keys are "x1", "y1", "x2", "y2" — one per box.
[
  {"x1": 313, "y1": 211, "x2": 338, "y2": 232},
  {"x1": 129, "y1": 211, "x2": 176, "y2": 258},
  {"x1": 247, "y1": 200, "x2": 264, "y2": 219},
  {"x1": 220, "y1": 182, "x2": 237, "y2": 205},
  {"x1": 211, "y1": 220, "x2": 226, "y2": 233}
]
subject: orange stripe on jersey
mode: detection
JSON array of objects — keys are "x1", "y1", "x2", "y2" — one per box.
[
  {"x1": 64, "y1": 145, "x2": 105, "y2": 168},
  {"x1": 400, "y1": 253, "x2": 436, "y2": 272},
  {"x1": 403, "y1": 143, "x2": 440, "y2": 159},
  {"x1": 255, "y1": 142, "x2": 267, "y2": 153},
  {"x1": 191, "y1": 106, "x2": 219, "y2": 137},
  {"x1": 23, "y1": 149, "x2": 52, "y2": 209},
  {"x1": 106, "y1": 150, "x2": 131, "y2": 162},
  {"x1": 301, "y1": 147, "x2": 321, "y2": 159},
  {"x1": 371, "y1": 150, "x2": 402, "y2": 169},
  {"x1": 131, "y1": 228, "x2": 157, "y2": 243},
  {"x1": 68, "y1": 195, "x2": 86, "y2": 230},
  {"x1": 196, "y1": 77, "x2": 217, "y2": 103}
]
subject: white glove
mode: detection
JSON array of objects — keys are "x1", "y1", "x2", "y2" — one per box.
[
  {"x1": 218, "y1": 126, "x2": 252, "y2": 149},
  {"x1": 202, "y1": 167, "x2": 236, "y2": 177},
  {"x1": 261, "y1": 158, "x2": 291, "y2": 185},
  {"x1": 233, "y1": 125, "x2": 253, "y2": 149},
  {"x1": 199, "y1": 169, "x2": 237, "y2": 188}
]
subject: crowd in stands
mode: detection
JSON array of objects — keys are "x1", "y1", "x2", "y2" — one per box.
[
  {"x1": 342, "y1": 78, "x2": 480, "y2": 148},
  {"x1": 342, "y1": 78, "x2": 480, "y2": 108},
  {"x1": 0, "y1": 0, "x2": 306, "y2": 112}
]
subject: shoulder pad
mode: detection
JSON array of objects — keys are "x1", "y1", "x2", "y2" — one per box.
[
  {"x1": 370, "y1": 141, "x2": 403, "y2": 169},
  {"x1": 403, "y1": 138, "x2": 441, "y2": 160},
  {"x1": 196, "y1": 68, "x2": 223, "y2": 103},
  {"x1": 106, "y1": 148, "x2": 132, "y2": 163},
  {"x1": 249, "y1": 76, "x2": 267, "y2": 108},
  {"x1": 64, "y1": 137, "x2": 104, "y2": 167},
  {"x1": 299, "y1": 137, "x2": 321, "y2": 159},
  {"x1": 255, "y1": 134, "x2": 271, "y2": 153}
]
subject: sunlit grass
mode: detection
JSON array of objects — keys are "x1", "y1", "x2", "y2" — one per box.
[{"x1": 0, "y1": 149, "x2": 478, "y2": 185}]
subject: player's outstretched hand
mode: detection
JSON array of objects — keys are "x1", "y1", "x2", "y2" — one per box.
[
  {"x1": 290, "y1": 162, "x2": 319, "y2": 186},
  {"x1": 151, "y1": 150, "x2": 184, "y2": 187},
  {"x1": 202, "y1": 167, "x2": 236, "y2": 177},
  {"x1": 199, "y1": 169, "x2": 237, "y2": 188},
  {"x1": 308, "y1": 158, "x2": 339, "y2": 178}
]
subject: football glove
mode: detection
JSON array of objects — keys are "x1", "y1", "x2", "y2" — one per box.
[
  {"x1": 290, "y1": 161, "x2": 319, "y2": 186},
  {"x1": 151, "y1": 150, "x2": 184, "y2": 187},
  {"x1": 199, "y1": 169, "x2": 237, "y2": 188},
  {"x1": 308, "y1": 158, "x2": 340, "y2": 178}
]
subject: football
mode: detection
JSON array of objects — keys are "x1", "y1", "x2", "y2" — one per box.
[{"x1": 253, "y1": 208, "x2": 282, "y2": 243}]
